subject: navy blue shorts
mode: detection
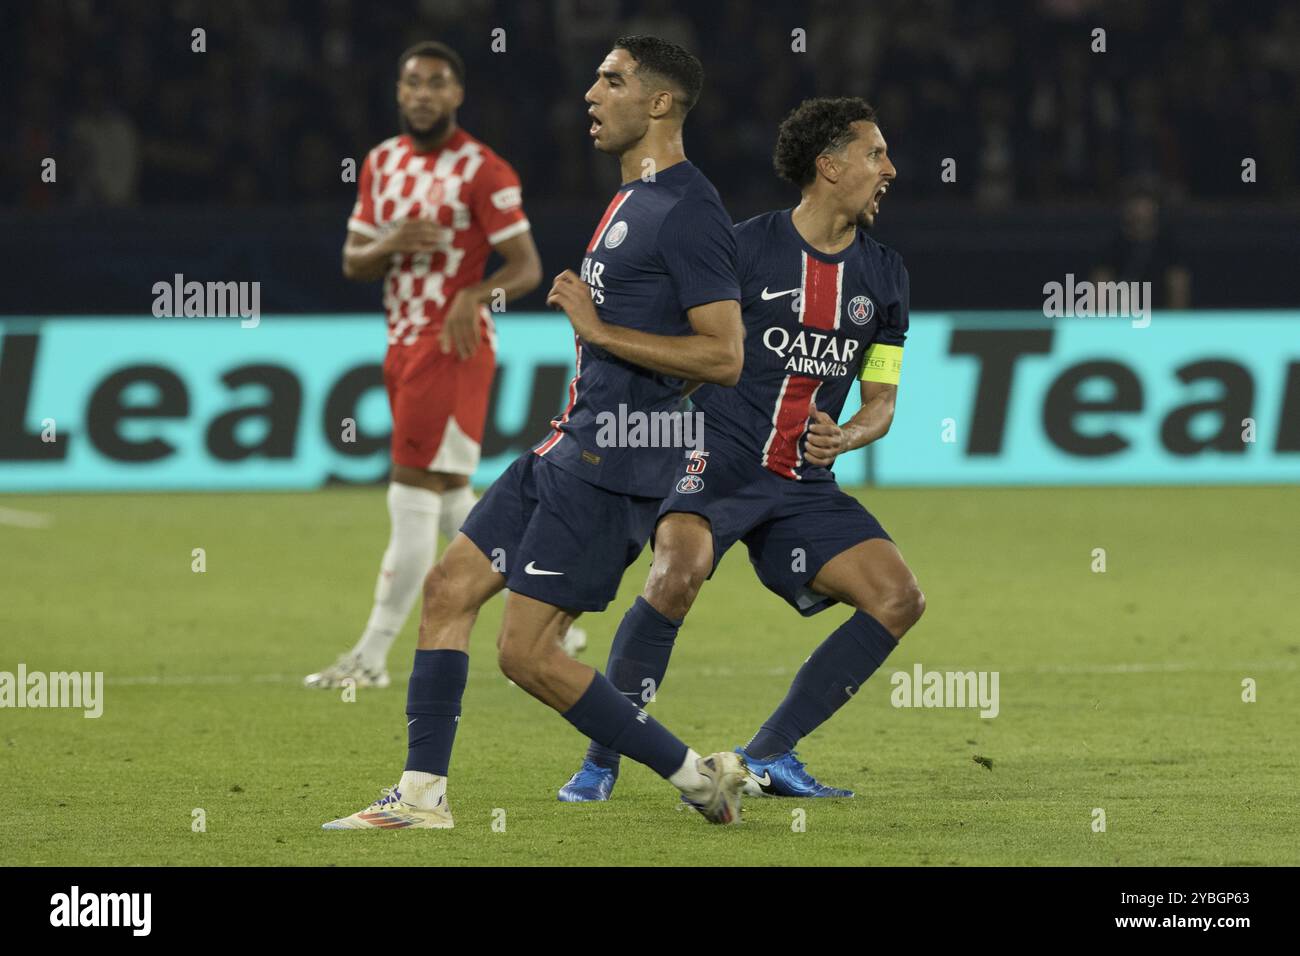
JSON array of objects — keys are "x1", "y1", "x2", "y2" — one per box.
[
  {"x1": 658, "y1": 446, "x2": 891, "y2": 617},
  {"x1": 460, "y1": 452, "x2": 660, "y2": 613}
]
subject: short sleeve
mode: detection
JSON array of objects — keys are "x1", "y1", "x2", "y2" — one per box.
[
  {"x1": 469, "y1": 155, "x2": 531, "y2": 246},
  {"x1": 860, "y1": 257, "x2": 908, "y2": 385},
  {"x1": 733, "y1": 220, "x2": 757, "y2": 292},
  {"x1": 347, "y1": 152, "x2": 380, "y2": 239},
  {"x1": 657, "y1": 199, "x2": 741, "y2": 312},
  {"x1": 878, "y1": 258, "x2": 909, "y2": 347}
]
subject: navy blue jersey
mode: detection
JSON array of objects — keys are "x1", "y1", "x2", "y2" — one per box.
[
  {"x1": 534, "y1": 161, "x2": 739, "y2": 497},
  {"x1": 692, "y1": 209, "x2": 909, "y2": 481}
]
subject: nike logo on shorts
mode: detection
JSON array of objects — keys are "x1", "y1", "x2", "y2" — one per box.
[{"x1": 524, "y1": 561, "x2": 564, "y2": 576}]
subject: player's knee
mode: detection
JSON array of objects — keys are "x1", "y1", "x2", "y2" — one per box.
[
  {"x1": 643, "y1": 557, "x2": 708, "y2": 620},
  {"x1": 860, "y1": 580, "x2": 925, "y2": 638},
  {"x1": 907, "y1": 584, "x2": 927, "y2": 629},
  {"x1": 496, "y1": 637, "x2": 546, "y2": 688},
  {"x1": 887, "y1": 581, "x2": 926, "y2": 636},
  {"x1": 496, "y1": 640, "x2": 527, "y2": 684}
]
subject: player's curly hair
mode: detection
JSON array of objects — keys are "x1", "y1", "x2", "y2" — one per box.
[
  {"x1": 613, "y1": 35, "x2": 704, "y2": 116},
  {"x1": 773, "y1": 97, "x2": 879, "y2": 188}
]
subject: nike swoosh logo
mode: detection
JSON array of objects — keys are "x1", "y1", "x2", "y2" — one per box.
[
  {"x1": 407, "y1": 718, "x2": 417, "y2": 726},
  {"x1": 760, "y1": 287, "x2": 799, "y2": 300},
  {"x1": 749, "y1": 770, "x2": 773, "y2": 788},
  {"x1": 524, "y1": 561, "x2": 564, "y2": 576}
]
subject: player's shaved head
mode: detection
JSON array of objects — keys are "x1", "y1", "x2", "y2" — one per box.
[{"x1": 612, "y1": 35, "x2": 704, "y2": 118}]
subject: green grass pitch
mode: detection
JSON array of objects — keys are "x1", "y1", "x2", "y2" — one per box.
[{"x1": 1, "y1": 485, "x2": 1297, "y2": 866}]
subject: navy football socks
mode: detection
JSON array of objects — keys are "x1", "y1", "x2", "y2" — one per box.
[
  {"x1": 745, "y1": 610, "x2": 898, "y2": 759},
  {"x1": 585, "y1": 596, "x2": 682, "y2": 771},
  {"x1": 404, "y1": 648, "x2": 469, "y2": 776},
  {"x1": 564, "y1": 670, "x2": 688, "y2": 779}
]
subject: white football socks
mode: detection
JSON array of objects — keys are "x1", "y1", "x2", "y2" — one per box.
[
  {"x1": 397, "y1": 770, "x2": 447, "y2": 808},
  {"x1": 439, "y1": 484, "x2": 477, "y2": 541},
  {"x1": 668, "y1": 748, "x2": 708, "y2": 795},
  {"x1": 352, "y1": 483, "x2": 441, "y2": 670}
]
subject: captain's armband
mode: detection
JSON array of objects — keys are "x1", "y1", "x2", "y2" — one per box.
[{"x1": 859, "y1": 343, "x2": 903, "y2": 384}]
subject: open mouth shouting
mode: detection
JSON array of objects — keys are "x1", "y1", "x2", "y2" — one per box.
[{"x1": 872, "y1": 182, "x2": 889, "y2": 216}]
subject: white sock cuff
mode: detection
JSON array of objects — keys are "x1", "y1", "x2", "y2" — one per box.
[
  {"x1": 388, "y1": 481, "x2": 442, "y2": 515},
  {"x1": 668, "y1": 748, "x2": 705, "y2": 792},
  {"x1": 439, "y1": 485, "x2": 475, "y2": 505},
  {"x1": 397, "y1": 770, "x2": 447, "y2": 808}
]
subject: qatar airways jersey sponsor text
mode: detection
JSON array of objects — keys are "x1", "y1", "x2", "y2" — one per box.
[{"x1": 692, "y1": 209, "x2": 909, "y2": 481}]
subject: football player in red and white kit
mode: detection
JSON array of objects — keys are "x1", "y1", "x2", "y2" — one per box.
[{"x1": 306, "y1": 41, "x2": 566, "y2": 689}]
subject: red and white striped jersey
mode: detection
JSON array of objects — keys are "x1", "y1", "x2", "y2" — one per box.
[
  {"x1": 348, "y1": 129, "x2": 530, "y2": 347},
  {"x1": 691, "y1": 208, "x2": 910, "y2": 481}
]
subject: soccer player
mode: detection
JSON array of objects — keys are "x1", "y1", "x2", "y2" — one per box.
[
  {"x1": 324, "y1": 36, "x2": 749, "y2": 829},
  {"x1": 305, "y1": 42, "x2": 581, "y2": 691},
  {"x1": 557, "y1": 97, "x2": 924, "y2": 802}
]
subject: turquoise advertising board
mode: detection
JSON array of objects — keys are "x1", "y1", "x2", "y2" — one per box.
[{"x1": 1, "y1": 314, "x2": 1296, "y2": 491}]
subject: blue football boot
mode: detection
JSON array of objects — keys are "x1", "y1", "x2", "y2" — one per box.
[
  {"x1": 557, "y1": 760, "x2": 617, "y2": 802},
  {"x1": 734, "y1": 748, "x2": 854, "y2": 798}
]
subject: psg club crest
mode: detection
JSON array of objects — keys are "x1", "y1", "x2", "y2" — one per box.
[
  {"x1": 675, "y1": 474, "x2": 704, "y2": 494},
  {"x1": 605, "y1": 220, "x2": 628, "y2": 248},
  {"x1": 847, "y1": 295, "x2": 875, "y2": 326}
]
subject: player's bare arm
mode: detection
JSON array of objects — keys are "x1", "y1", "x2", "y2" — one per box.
[
  {"x1": 340, "y1": 222, "x2": 440, "y2": 282},
  {"x1": 546, "y1": 269, "x2": 742, "y2": 385},
  {"x1": 440, "y1": 229, "x2": 542, "y2": 359},
  {"x1": 803, "y1": 381, "x2": 897, "y2": 468}
]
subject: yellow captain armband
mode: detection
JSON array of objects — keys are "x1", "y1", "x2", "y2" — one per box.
[{"x1": 859, "y1": 343, "x2": 903, "y2": 384}]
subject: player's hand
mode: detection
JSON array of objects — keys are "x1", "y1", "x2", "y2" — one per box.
[
  {"x1": 546, "y1": 270, "x2": 604, "y2": 345},
  {"x1": 804, "y1": 402, "x2": 847, "y2": 468},
  {"x1": 381, "y1": 219, "x2": 441, "y2": 255},
  {"x1": 439, "y1": 289, "x2": 482, "y2": 360}
]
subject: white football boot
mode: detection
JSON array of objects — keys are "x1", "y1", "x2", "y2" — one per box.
[
  {"x1": 322, "y1": 785, "x2": 453, "y2": 829},
  {"x1": 303, "y1": 652, "x2": 390, "y2": 690},
  {"x1": 681, "y1": 751, "x2": 748, "y2": 824}
]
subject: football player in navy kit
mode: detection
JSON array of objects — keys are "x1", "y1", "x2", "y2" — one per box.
[
  {"x1": 325, "y1": 36, "x2": 749, "y2": 829},
  {"x1": 560, "y1": 97, "x2": 925, "y2": 802}
]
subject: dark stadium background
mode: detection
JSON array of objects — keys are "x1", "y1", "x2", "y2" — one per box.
[{"x1": 5, "y1": 0, "x2": 1300, "y2": 314}]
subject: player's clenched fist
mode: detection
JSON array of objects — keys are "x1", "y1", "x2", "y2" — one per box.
[
  {"x1": 547, "y1": 270, "x2": 605, "y2": 344},
  {"x1": 803, "y1": 401, "x2": 847, "y2": 467},
  {"x1": 380, "y1": 219, "x2": 442, "y2": 255}
]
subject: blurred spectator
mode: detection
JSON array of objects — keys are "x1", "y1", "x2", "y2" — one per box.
[
  {"x1": 7, "y1": 0, "x2": 1299, "y2": 208},
  {"x1": 1093, "y1": 182, "x2": 1192, "y2": 308},
  {"x1": 68, "y1": 73, "x2": 141, "y2": 206}
]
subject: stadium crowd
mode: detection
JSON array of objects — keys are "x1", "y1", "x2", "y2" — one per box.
[{"x1": 8, "y1": 0, "x2": 1300, "y2": 209}]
